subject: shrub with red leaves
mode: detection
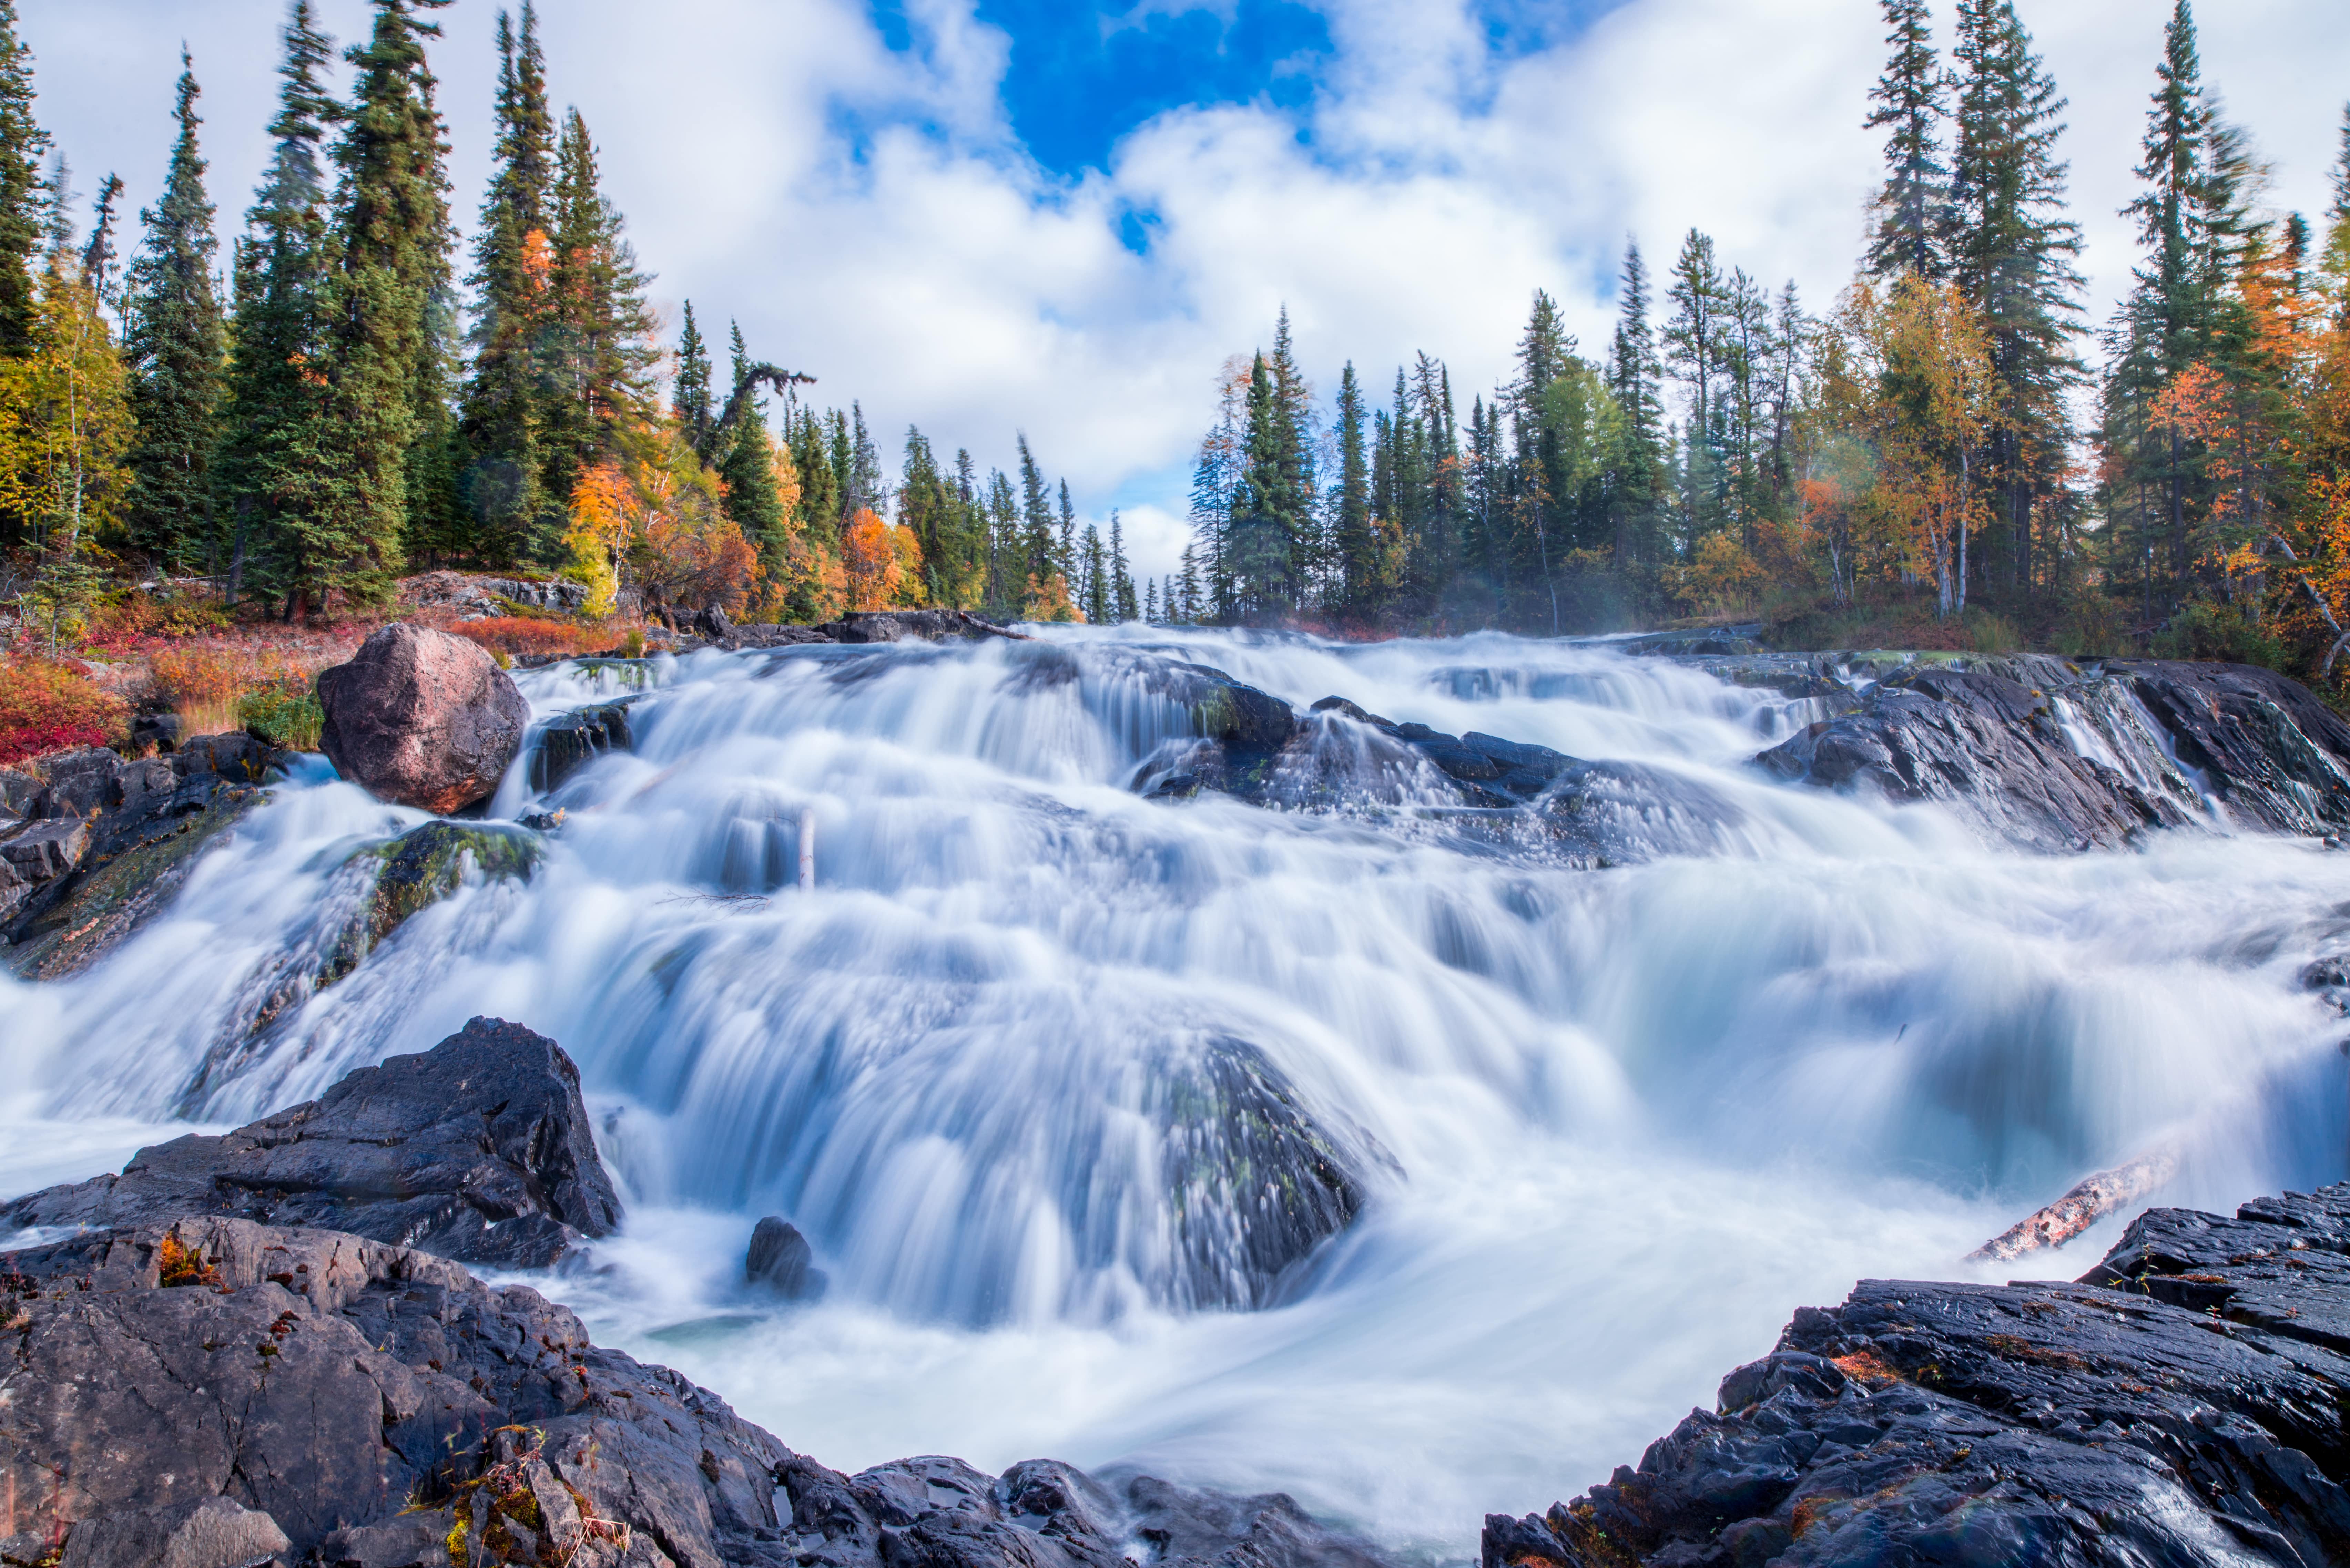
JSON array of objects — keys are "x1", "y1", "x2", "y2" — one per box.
[{"x1": 0, "y1": 659, "x2": 130, "y2": 766}]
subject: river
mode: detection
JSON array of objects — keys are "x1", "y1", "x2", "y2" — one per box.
[{"x1": 4, "y1": 625, "x2": 2346, "y2": 1558}]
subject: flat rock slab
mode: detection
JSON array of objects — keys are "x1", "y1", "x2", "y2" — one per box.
[
  {"x1": 1484, "y1": 1184, "x2": 2350, "y2": 1567},
  {"x1": 1, "y1": 1017, "x2": 619, "y2": 1269}
]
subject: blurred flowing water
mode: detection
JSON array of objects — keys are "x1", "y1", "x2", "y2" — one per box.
[{"x1": 5, "y1": 626, "x2": 2349, "y2": 1556}]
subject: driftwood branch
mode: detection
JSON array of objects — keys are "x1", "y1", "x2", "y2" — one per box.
[{"x1": 1965, "y1": 1143, "x2": 2179, "y2": 1265}]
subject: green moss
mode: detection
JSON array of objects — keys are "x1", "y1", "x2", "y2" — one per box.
[{"x1": 322, "y1": 823, "x2": 544, "y2": 988}]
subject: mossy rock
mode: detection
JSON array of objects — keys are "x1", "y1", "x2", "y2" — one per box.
[
  {"x1": 4, "y1": 787, "x2": 266, "y2": 981},
  {"x1": 322, "y1": 822, "x2": 544, "y2": 987}
]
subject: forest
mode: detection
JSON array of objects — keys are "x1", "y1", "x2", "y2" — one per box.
[{"x1": 1, "y1": 0, "x2": 2348, "y2": 686}]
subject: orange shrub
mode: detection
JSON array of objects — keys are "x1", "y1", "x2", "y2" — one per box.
[
  {"x1": 0, "y1": 658, "x2": 130, "y2": 766},
  {"x1": 449, "y1": 617, "x2": 606, "y2": 658}
]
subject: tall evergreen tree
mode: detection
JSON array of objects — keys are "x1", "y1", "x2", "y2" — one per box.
[
  {"x1": 1109, "y1": 508, "x2": 1136, "y2": 621},
  {"x1": 1229, "y1": 351, "x2": 1303, "y2": 617},
  {"x1": 673, "y1": 301, "x2": 711, "y2": 443},
  {"x1": 1016, "y1": 433, "x2": 1054, "y2": 590},
  {"x1": 1949, "y1": 0, "x2": 2083, "y2": 595},
  {"x1": 121, "y1": 52, "x2": 226, "y2": 570},
  {"x1": 304, "y1": 0, "x2": 454, "y2": 609},
  {"x1": 80, "y1": 174, "x2": 123, "y2": 297},
  {"x1": 0, "y1": 1, "x2": 48, "y2": 358},
  {"x1": 719, "y1": 319, "x2": 784, "y2": 566},
  {"x1": 1663, "y1": 232, "x2": 1726, "y2": 540},
  {"x1": 458, "y1": 3, "x2": 555, "y2": 564},
  {"x1": 1607, "y1": 241, "x2": 1669, "y2": 563},
  {"x1": 1333, "y1": 361, "x2": 1371, "y2": 612},
  {"x1": 1864, "y1": 0, "x2": 1953, "y2": 280},
  {"x1": 215, "y1": 0, "x2": 336, "y2": 607},
  {"x1": 540, "y1": 106, "x2": 654, "y2": 508}
]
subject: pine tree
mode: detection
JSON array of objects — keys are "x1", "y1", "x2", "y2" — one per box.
[
  {"x1": 1109, "y1": 508, "x2": 1136, "y2": 621},
  {"x1": 1016, "y1": 433, "x2": 1055, "y2": 589},
  {"x1": 305, "y1": 0, "x2": 454, "y2": 611},
  {"x1": 1081, "y1": 521, "x2": 1106, "y2": 623},
  {"x1": 1229, "y1": 351, "x2": 1302, "y2": 617},
  {"x1": 673, "y1": 301, "x2": 711, "y2": 443},
  {"x1": 121, "y1": 52, "x2": 227, "y2": 571},
  {"x1": 1949, "y1": 0, "x2": 2082, "y2": 596},
  {"x1": 1663, "y1": 231, "x2": 1726, "y2": 542},
  {"x1": 540, "y1": 107, "x2": 655, "y2": 510},
  {"x1": 400, "y1": 52, "x2": 461, "y2": 568},
  {"x1": 1864, "y1": 0, "x2": 1953, "y2": 280},
  {"x1": 80, "y1": 174, "x2": 123, "y2": 298},
  {"x1": 0, "y1": 1, "x2": 47, "y2": 359},
  {"x1": 1057, "y1": 478, "x2": 1077, "y2": 581},
  {"x1": 1608, "y1": 241, "x2": 1669, "y2": 564},
  {"x1": 1332, "y1": 361, "x2": 1371, "y2": 613},
  {"x1": 719, "y1": 321, "x2": 784, "y2": 575},
  {"x1": 214, "y1": 0, "x2": 336, "y2": 606},
  {"x1": 458, "y1": 3, "x2": 554, "y2": 564}
]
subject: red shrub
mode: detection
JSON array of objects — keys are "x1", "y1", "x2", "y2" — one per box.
[{"x1": 0, "y1": 659, "x2": 130, "y2": 766}]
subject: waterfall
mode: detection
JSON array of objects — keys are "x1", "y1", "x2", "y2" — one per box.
[{"x1": 5, "y1": 625, "x2": 2347, "y2": 1552}]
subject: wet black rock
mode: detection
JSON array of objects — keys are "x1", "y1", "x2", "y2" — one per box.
[
  {"x1": 533, "y1": 698, "x2": 637, "y2": 791},
  {"x1": 2, "y1": 735, "x2": 280, "y2": 976},
  {"x1": 1754, "y1": 656, "x2": 2350, "y2": 852},
  {"x1": 816, "y1": 609, "x2": 1027, "y2": 645},
  {"x1": 1755, "y1": 663, "x2": 2181, "y2": 852},
  {"x1": 1, "y1": 1017, "x2": 619, "y2": 1268},
  {"x1": 776, "y1": 1453, "x2": 1392, "y2": 1568},
  {"x1": 0, "y1": 1215, "x2": 786, "y2": 1568},
  {"x1": 1483, "y1": 1183, "x2": 2350, "y2": 1568},
  {"x1": 1152, "y1": 1038, "x2": 1380, "y2": 1311},
  {"x1": 744, "y1": 1216, "x2": 826, "y2": 1300}
]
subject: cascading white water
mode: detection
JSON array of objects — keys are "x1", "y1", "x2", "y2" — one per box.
[{"x1": 5, "y1": 626, "x2": 2349, "y2": 1555}]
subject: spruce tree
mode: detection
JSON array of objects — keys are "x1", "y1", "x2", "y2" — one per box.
[
  {"x1": 215, "y1": 0, "x2": 336, "y2": 607},
  {"x1": 719, "y1": 320, "x2": 784, "y2": 567},
  {"x1": 1016, "y1": 434, "x2": 1054, "y2": 589},
  {"x1": 673, "y1": 301, "x2": 711, "y2": 442},
  {"x1": 1229, "y1": 352, "x2": 1302, "y2": 617},
  {"x1": 1332, "y1": 361, "x2": 1371, "y2": 613},
  {"x1": 459, "y1": 3, "x2": 555, "y2": 564},
  {"x1": 1864, "y1": 0, "x2": 1953, "y2": 280},
  {"x1": 302, "y1": 0, "x2": 454, "y2": 609},
  {"x1": 1662, "y1": 231, "x2": 1725, "y2": 542},
  {"x1": 1057, "y1": 478, "x2": 1077, "y2": 581},
  {"x1": 1607, "y1": 241, "x2": 1669, "y2": 564},
  {"x1": 121, "y1": 52, "x2": 226, "y2": 570},
  {"x1": 541, "y1": 107, "x2": 654, "y2": 508},
  {"x1": 401, "y1": 50, "x2": 461, "y2": 567},
  {"x1": 1081, "y1": 522, "x2": 1107, "y2": 623},
  {"x1": 1949, "y1": 0, "x2": 2082, "y2": 596},
  {"x1": 1109, "y1": 509, "x2": 1136, "y2": 621},
  {"x1": 80, "y1": 174, "x2": 123, "y2": 297},
  {"x1": 0, "y1": 1, "x2": 47, "y2": 358}
]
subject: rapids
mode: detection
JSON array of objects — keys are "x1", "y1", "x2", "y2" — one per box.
[{"x1": 5, "y1": 626, "x2": 2349, "y2": 1557}]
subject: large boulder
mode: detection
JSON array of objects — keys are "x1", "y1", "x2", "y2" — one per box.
[
  {"x1": 1, "y1": 1017, "x2": 619, "y2": 1268},
  {"x1": 316, "y1": 622, "x2": 531, "y2": 813},
  {"x1": 1483, "y1": 1183, "x2": 2350, "y2": 1568}
]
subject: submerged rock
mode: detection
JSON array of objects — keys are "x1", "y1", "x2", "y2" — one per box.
[
  {"x1": 1, "y1": 1017, "x2": 619, "y2": 1268},
  {"x1": 327, "y1": 819, "x2": 543, "y2": 982},
  {"x1": 744, "y1": 1215, "x2": 826, "y2": 1300},
  {"x1": 1153, "y1": 1038, "x2": 1378, "y2": 1310},
  {"x1": 317, "y1": 622, "x2": 532, "y2": 814},
  {"x1": 532, "y1": 697, "x2": 637, "y2": 791},
  {"x1": 1483, "y1": 1183, "x2": 2350, "y2": 1568}
]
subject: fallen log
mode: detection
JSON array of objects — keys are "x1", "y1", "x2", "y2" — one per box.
[{"x1": 1965, "y1": 1142, "x2": 2179, "y2": 1264}]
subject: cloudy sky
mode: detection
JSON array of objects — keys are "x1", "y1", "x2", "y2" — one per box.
[{"x1": 19, "y1": 0, "x2": 2350, "y2": 578}]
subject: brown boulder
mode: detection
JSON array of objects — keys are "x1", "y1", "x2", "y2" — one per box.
[{"x1": 316, "y1": 622, "x2": 530, "y2": 813}]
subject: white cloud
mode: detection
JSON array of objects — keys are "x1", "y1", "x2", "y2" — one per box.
[{"x1": 20, "y1": 0, "x2": 2350, "y2": 580}]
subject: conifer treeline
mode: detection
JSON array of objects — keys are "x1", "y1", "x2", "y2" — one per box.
[
  {"x1": 1172, "y1": 0, "x2": 2350, "y2": 679},
  {"x1": 0, "y1": 0, "x2": 1136, "y2": 629}
]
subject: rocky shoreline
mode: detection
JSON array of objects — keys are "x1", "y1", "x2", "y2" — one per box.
[
  {"x1": 1484, "y1": 1187, "x2": 2350, "y2": 1566},
  {"x1": 0, "y1": 1021, "x2": 1397, "y2": 1568}
]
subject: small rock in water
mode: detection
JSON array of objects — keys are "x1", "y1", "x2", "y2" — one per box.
[
  {"x1": 316, "y1": 622, "x2": 531, "y2": 814},
  {"x1": 745, "y1": 1215, "x2": 826, "y2": 1300}
]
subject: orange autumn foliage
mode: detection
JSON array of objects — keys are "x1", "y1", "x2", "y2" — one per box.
[{"x1": 841, "y1": 509, "x2": 905, "y2": 611}]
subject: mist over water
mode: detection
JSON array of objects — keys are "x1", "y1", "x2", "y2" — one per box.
[{"x1": 6, "y1": 627, "x2": 2349, "y2": 1555}]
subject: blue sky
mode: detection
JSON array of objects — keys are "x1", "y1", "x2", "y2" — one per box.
[{"x1": 20, "y1": 0, "x2": 2350, "y2": 579}]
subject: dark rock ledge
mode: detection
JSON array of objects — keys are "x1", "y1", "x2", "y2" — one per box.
[
  {"x1": 0, "y1": 1021, "x2": 1395, "y2": 1568},
  {"x1": 1484, "y1": 1185, "x2": 2350, "y2": 1567}
]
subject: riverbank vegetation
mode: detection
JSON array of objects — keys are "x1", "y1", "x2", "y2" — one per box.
[{"x1": 0, "y1": 0, "x2": 2346, "y2": 714}]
